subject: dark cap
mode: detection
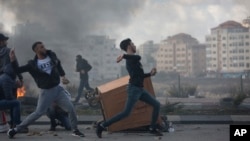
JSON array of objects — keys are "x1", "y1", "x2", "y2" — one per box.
[{"x1": 0, "y1": 33, "x2": 9, "y2": 41}]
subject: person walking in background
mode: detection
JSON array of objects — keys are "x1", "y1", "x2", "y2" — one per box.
[
  {"x1": 74, "y1": 55, "x2": 94, "y2": 103},
  {"x1": 7, "y1": 41, "x2": 85, "y2": 138},
  {"x1": 96, "y1": 38, "x2": 163, "y2": 138}
]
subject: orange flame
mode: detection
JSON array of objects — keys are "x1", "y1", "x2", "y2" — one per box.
[{"x1": 17, "y1": 86, "x2": 26, "y2": 98}]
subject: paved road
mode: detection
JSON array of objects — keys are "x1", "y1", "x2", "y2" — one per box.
[{"x1": 0, "y1": 124, "x2": 229, "y2": 141}]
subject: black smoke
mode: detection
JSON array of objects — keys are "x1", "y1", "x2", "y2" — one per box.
[
  {"x1": 1, "y1": 0, "x2": 145, "y2": 42},
  {"x1": 0, "y1": 0, "x2": 146, "y2": 92}
]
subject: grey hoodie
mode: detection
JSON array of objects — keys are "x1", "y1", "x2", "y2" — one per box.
[
  {"x1": 0, "y1": 46, "x2": 23, "y2": 80},
  {"x1": 0, "y1": 46, "x2": 11, "y2": 73}
]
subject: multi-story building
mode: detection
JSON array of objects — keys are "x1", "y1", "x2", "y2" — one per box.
[
  {"x1": 138, "y1": 40, "x2": 159, "y2": 72},
  {"x1": 79, "y1": 35, "x2": 122, "y2": 80},
  {"x1": 205, "y1": 20, "x2": 250, "y2": 77},
  {"x1": 155, "y1": 33, "x2": 206, "y2": 77}
]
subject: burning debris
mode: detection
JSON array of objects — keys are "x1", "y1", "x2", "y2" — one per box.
[{"x1": 17, "y1": 86, "x2": 26, "y2": 98}]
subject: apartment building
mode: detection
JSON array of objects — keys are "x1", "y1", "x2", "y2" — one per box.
[
  {"x1": 79, "y1": 35, "x2": 122, "y2": 80},
  {"x1": 205, "y1": 20, "x2": 250, "y2": 77},
  {"x1": 138, "y1": 40, "x2": 159, "y2": 72},
  {"x1": 155, "y1": 33, "x2": 206, "y2": 77}
]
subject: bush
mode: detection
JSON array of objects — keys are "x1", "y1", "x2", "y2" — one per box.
[
  {"x1": 168, "y1": 84, "x2": 197, "y2": 98},
  {"x1": 233, "y1": 92, "x2": 247, "y2": 107},
  {"x1": 161, "y1": 101, "x2": 183, "y2": 114},
  {"x1": 220, "y1": 87, "x2": 248, "y2": 107}
]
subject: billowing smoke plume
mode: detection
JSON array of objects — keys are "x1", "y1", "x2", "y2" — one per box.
[
  {"x1": 2, "y1": 0, "x2": 144, "y2": 41},
  {"x1": 0, "y1": 0, "x2": 146, "y2": 94}
]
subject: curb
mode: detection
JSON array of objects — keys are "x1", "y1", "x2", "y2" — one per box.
[{"x1": 24, "y1": 115, "x2": 250, "y2": 125}]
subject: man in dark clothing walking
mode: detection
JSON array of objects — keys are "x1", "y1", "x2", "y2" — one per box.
[
  {"x1": 96, "y1": 38, "x2": 163, "y2": 138},
  {"x1": 7, "y1": 41, "x2": 85, "y2": 138},
  {"x1": 74, "y1": 55, "x2": 94, "y2": 103}
]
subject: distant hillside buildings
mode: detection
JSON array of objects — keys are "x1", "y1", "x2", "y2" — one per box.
[{"x1": 139, "y1": 18, "x2": 250, "y2": 78}]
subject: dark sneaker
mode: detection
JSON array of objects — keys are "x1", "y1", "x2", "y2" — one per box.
[
  {"x1": 72, "y1": 129, "x2": 85, "y2": 137},
  {"x1": 149, "y1": 128, "x2": 163, "y2": 136},
  {"x1": 96, "y1": 123, "x2": 105, "y2": 138},
  {"x1": 7, "y1": 129, "x2": 17, "y2": 138}
]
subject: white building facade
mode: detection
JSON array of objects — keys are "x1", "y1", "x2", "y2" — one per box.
[
  {"x1": 79, "y1": 35, "x2": 122, "y2": 80},
  {"x1": 205, "y1": 20, "x2": 250, "y2": 77}
]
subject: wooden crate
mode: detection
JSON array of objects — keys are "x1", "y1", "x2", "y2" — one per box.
[{"x1": 97, "y1": 75, "x2": 160, "y2": 132}]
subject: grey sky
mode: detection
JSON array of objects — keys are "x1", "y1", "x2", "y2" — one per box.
[{"x1": 0, "y1": 0, "x2": 249, "y2": 45}]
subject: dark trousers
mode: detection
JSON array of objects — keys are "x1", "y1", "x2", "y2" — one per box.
[
  {"x1": 102, "y1": 84, "x2": 161, "y2": 129},
  {"x1": 75, "y1": 76, "x2": 94, "y2": 102},
  {"x1": 47, "y1": 105, "x2": 71, "y2": 130},
  {"x1": 0, "y1": 99, "x2": 21, "y2": 126}
]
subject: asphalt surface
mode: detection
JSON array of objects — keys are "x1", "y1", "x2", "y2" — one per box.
[{"x1": 0, "y1": 124, "x2": 229, "y2": 141}]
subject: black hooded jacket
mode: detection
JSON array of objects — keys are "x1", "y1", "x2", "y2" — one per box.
[{"x1": 12, "y1": 50, "x2": 65, "y2": 89}]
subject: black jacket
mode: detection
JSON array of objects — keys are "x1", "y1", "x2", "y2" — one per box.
[
  {"x1": 76, "y1": 58, "x2": 92, "y2": 79},
  {"x1": 12, "y1": 50, "x2": 65, "y2": 89},
  {"x1": 123, "y1": 54, "x2": 151, "y2": 87}
]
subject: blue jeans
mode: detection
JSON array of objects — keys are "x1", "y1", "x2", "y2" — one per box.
[
  {"x1": 102, "y1": 84, "x2": 161, "y2": 129},
  {"x1": 75, "y1": 76, "x2": 94, "y2": 102},
  {"x1": 0, "y1": 99, "x2": 21, "y2": 125}
]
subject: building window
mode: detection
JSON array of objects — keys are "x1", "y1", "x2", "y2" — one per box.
[
  {"x1": 246, "y1": 50, "x2": 249, "y2": 53},
  {"x1": 246, "y1": 35, "x2": 249, "y2": 39},
  {"x1": 222, "y1": 37, "x2": 226, "y2": 40},
  {"x1": 246, "y1": 42, "x2": 249, "y2": 46},
  {"x1": 213, "y1": 37, "x2": 216, "y2": 41},
  {"x1": 239, "y1": 49, "x2": 244, "y2": 53},
  {"x1": 239, "y1": 56, "x2": 244, "y2": 60},
  {"x1": 246, "y1": 56, "x2": 249, "y2": 60},
  {"x1": 233, "y1": 64, "x2": 238, "y2": 67},
  {"x1": 213, "y1": 44, "x2": 216, "y2": 47},
  {"x1": 239, "y1": 63, "x2": 244, "y2": 67}
]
